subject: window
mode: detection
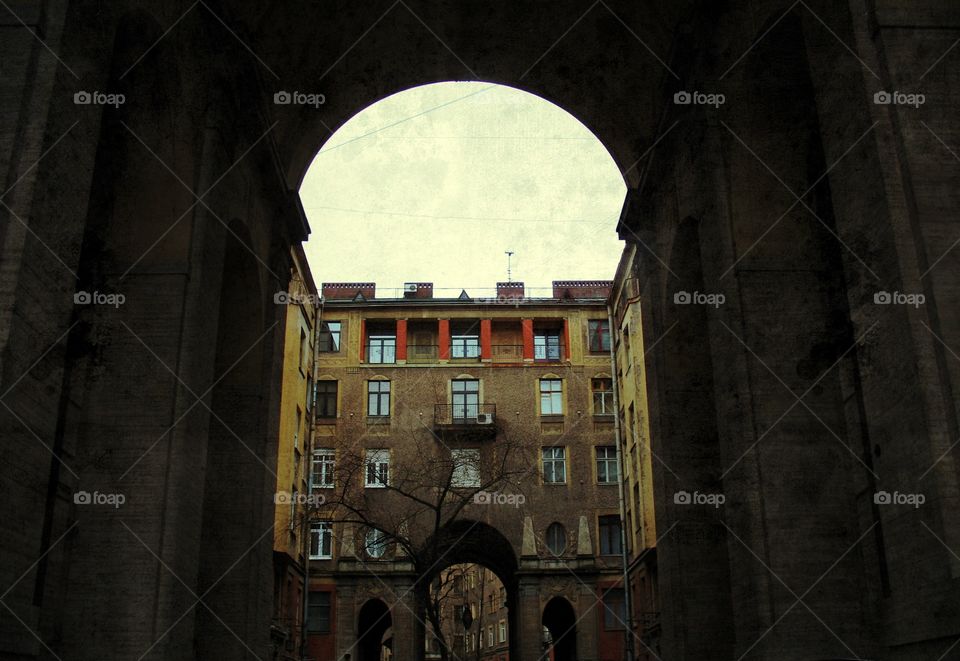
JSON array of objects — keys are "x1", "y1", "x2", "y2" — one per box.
[
  {"x1": 316, "y1": 380, "x2": 337, "y2": 417},
  {"x1": 592, "y1": 378, "x2": 614, "y2": 415},
  {"x1": 596, "y1": 446, "x2": 619, "y2": 484},
  {"x1": 542, "y1": 447, "x2": 566, "y2": 484},
  {"x1": 364, "y1": 528, "x2": 389, "y2": 558},
  {"x1": 319, "y1": 321, "x2": 341, "y2": 352},
  {"x1": 451, "y1": 334, "x2": 480, "y2": 359},
  {"x1": 539, "y1": 379, "x2": 563, "y2": 415},
  {"x1": 599, "y1": 515, "x2": 622, "y2": 555},
  {"x1": 307, "y1": 592, "x2": 331, "y2": 632},
  {"x1": 452, "y1": 379, "x2": 479, "y2": 420},
  {"x1": 498, "y1": 620, "x2": 506, "y2": 643},
  {"x1": 299, "y1": 328, "x2": 308, "y2": 370},
  {"x1": 310, "y1": 522, "x2": 333, "y2": 559},
  {"x1": 365, "y1": 449, "x2": 390, "y2": 487},
  {"x1": 367, "y1": 334, "x2": 396, "y2": 363},
  {"x1": 546, "y1": 522, "x2": 567, "y2": 556},
  {"x1": 367, "y1": 380, "x2": 391, "y2": 417},
  {"x1": 294, "y1": 407, "x2": 302, "y2": 448},
  {"x1": 534, "y1": 332, "x2": 561, "y2": 361},
  {"x1": 306, "y1": 377, "x2": 313, "y2": 411},
  {"x1": 487, "y1": 625, "x2": 494, "y2": 647},
  {"x1": 312, "y1": 448, "x2": 335, "y2": 490},
  {"x1": 451, "y1": 449, "x2": 481, "y2": 487},
  {"x1": 602, "y1": 588, "x2": 626, "y2": 630},
  {"x1": 588, "y1": 319, "x2": 611, "y2": 352}
]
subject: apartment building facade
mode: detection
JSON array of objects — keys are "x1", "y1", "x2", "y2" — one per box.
[
  {"x1": 270, "y1": 245, "x2": 320, "y2": 659},
  {"x1": 304, "y1": 280, "x2": 630, "y2": 661}
]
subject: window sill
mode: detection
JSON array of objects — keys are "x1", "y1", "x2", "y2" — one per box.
[
  {"x1": 540, "y1": 414, "x2": 565, "y2": 422},
  {"x1": 366, "y1": 416, "x2": 390, "y2": 424}
]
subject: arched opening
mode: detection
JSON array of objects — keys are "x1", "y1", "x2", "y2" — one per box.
[
  {"x1": 357, "y1": 599, "x2": 393, "y2": 661},
  {"x1": 419, "y1": 521, "x2": 520, "y2": 661},
  {"x1": 299, "y1": 81, "x2": 626, "y2": 295},
  {"x1": 541, "y1": 597, "x2": 577, "y2": 661}
]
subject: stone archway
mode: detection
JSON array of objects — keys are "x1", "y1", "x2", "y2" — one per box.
[
  {"x1": 357, "y1": 599, "x2": 393, "y2": 661},
  {"x1": 541, "y1": 597, "x2": 577, "y2": 661}
]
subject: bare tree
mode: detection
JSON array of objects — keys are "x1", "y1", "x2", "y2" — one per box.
[{"x1": 313, "y1": 417, "x2": 534, "y2": 661}]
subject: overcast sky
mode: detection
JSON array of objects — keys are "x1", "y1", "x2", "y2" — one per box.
[{"x1": 300, "y1": 82, "x2": 626, "y2": 299}]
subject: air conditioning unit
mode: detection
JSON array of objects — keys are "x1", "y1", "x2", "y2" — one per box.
[
  {"x1": 475, "y1": 413, "x2": 493, "y2": 425},
  {"x1": 404, "y1": 283, "x2": 418, "y2": 293}
]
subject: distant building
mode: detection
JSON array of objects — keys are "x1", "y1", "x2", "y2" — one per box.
[
  {"x1": 270, "y1": 245, "x2": 320, "y2": 659},
  {"x1": 304, "y1": 280, "x2": 630, "y2": 660},
  {"x1": 610, "y1": 245, "x2": 660, "y2": 659}
]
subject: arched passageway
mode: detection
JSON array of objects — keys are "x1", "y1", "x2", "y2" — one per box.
[
  {"x1": 541, "y1": 597, "x2": 577, "y2": 661},
  {"x1": 357, "y1": 599, "x2": 393, "y2": 661}
]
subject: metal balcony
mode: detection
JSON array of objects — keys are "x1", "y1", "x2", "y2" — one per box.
[{"x1": 433, "y1": 404, "x2": 497, "y2": 434}]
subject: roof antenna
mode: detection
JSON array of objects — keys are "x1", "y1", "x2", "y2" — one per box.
[{"x1": 505, "y1": 251, "x2": 514, "y2": 282}]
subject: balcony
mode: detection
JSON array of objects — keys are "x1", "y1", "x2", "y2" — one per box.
[
  {"x1": 407, "y1": 344, "x2": 438, "y2": 363},
  {"x1": 491, "y1": 344, "x2": 523, "y2": 363},
  {"x1": 433, "y1": 404, "x2": 497, "y2": 439}
]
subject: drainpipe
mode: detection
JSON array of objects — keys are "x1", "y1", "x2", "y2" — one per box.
[
  {"x1": 607, "y1": 302, "x2": 635, "y2": 661},
  {"x1": 301, "y1": 294, "x2": 323, "y2": 660}
]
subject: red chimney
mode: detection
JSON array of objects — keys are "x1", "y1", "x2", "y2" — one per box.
[
  {"x1": 321, "y1": 282, "x2": 376, "y2": 300},
  {"x1": 552, "y1": 280, "x2": 613, "y2": 299},
  {"x1": 496, "y1": 282, "x2": 524, "y2": 299},
  {"x1": 403, "y1": 282, "x2": 433, "y2": 299}
]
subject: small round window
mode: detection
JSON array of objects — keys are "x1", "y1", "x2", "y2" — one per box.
[{"x1": 546, "y1": 522, "x2": 566, "y2": 556}]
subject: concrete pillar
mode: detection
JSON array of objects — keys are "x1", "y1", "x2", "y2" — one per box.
[
  {"x1": 396, "y1": 318, "x2": 407, "y2": 363},
  {"x1": 480, "y1": 318, "x2": 492, "y2": 361},
  {"x1": 439, "y1": 319, "x2": 451, "y2": 361},
  {"x1": 521, "y1": 319, "x2": 534, "y2": 361}
]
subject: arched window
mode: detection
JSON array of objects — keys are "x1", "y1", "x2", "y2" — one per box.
[{"x1": 546, "y1": 522, "x2": 566, "y2": 556}]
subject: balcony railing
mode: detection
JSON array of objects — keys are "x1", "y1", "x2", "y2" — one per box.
[
  {"x1": 434, "y1": 403, "x2": 496, "y2": 427},
  {"x1": 407, "y1": 344, "x2": 438, "y2": 363},
  {"x1": 491, "y1": 345, "x2": 523, "y2": 363}
]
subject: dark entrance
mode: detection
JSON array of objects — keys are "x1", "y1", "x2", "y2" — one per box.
[
  {"x1": 357, "y1": 599, "x2": 392, "y2": 661},
  {"x1": 542, "y1": 597, "x2": 577, "y2": 661}
]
